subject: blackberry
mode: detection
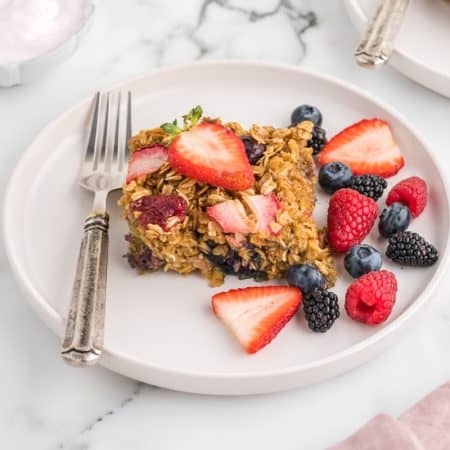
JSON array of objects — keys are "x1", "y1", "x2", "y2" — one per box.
[
  {"x1": 348, "y1": 174, "x2": 387, "y2": 201},
  {"x1": 386, "y1": 231, "x2": 438, "y2": 266},
  {"x1": 308, "y1": 126, "x2": 327, "y2": 155},
  {"x1": 303, "y1": 288, "x2": 340, "y2": 333}
]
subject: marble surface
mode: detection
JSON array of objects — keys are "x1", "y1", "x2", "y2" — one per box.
[{"x1": 1, "y1": 0, "x2": 449, "y2": 449}]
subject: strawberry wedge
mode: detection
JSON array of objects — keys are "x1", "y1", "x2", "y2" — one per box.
[
  {"x1": 126, "y1": 144, "x2": 168, "y2": 184},
  {"x1": 212, "y1": 286, "x2": 302, "y2": 353},
  {"x1": 318, "y1": 119, "x2": 404, "y2": 178},
  {"x1": 168, "y1": 123, "x2": 254, "y2": 191},
  {"x1": 206, "y1": 199, "x2": 250, "y2": 233},
  {"x1": 206, "y1": 194, "x2": 281, "y2": 235},
  {"x1": 244, "y1": 193, "x2": 281, "y2": 234}
]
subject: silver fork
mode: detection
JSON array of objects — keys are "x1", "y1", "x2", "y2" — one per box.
[
  {"x1": 354, "y1": 0, "x2": 410, "y2": 68},
  {"x1": 61, "y1": 91, "x2": 132, "y2": 367}
]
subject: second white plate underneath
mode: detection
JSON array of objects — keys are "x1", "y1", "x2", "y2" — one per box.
[{"x1": 345, "y1": 0, "x2": 450, "y2": 98}]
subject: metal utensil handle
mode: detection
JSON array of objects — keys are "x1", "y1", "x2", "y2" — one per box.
[
  {"x1": 355, "y1": 0, "x2": 409, "y2": 68},
  {"x1": 61, "y1": 213, "x2": 109, "y2": 366}
]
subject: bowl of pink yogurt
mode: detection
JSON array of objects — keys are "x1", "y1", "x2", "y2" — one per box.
[{"x1": 0, "y1": 0, "x2": 95, "y2": 87}]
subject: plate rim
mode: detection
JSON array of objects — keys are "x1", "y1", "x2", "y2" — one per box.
[
  {"x1": 4, "y1": 60, "x2": 450, "y2": 390},
  {"x1": 344, "y1": 0, "x2": 450, "y2": 94}
]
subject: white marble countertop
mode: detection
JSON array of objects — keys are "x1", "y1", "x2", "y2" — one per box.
[{"x1": 1, "y1": 1, "x2": 449, "y2": 449}]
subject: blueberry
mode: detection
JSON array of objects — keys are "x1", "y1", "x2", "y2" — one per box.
[
  {"x1": 206, "y1": 244, "x2": 266, "y2": 280},
  {"x1": 344, "y1": 244, "x2": 382, "y2": 278},
  {"x1": 241, "y1": 136, "x2": 265, "y2": 165},
  {"x1": 290, "y1": 104, "x2": 322, "y2": 127},
  {"x1": 287, "y1": 263, "x2": 324, "y2": 293},
  {"x1": 319, "y1": 162, "x2": 353, "y2": 194},
  {"x1": 379, "y1": 202, "x2": 411, "y2": 238}
]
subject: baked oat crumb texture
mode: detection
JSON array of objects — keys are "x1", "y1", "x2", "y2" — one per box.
[{"x1": 119, "y1": 118, "x2": 336, "y2": 287}]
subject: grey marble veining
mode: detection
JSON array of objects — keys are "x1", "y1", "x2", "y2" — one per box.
[{"x1": 1, "y1": 1, "x2": 449, "y2": 449}]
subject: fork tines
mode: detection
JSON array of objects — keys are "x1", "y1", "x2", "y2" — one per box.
[{"x1": 80, "y1": 91, "x2": 132, "y2": 192}]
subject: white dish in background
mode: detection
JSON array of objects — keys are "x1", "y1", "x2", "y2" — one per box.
[
  {"x1": 345, "y1": 0, "x2": 450, "y2": 98},
  {"x1": 0, "y1": 0, "x2": 95, "y2": 87},
  {"x1": 4, "y1": 61, "x2": 450, "y2": 395}
]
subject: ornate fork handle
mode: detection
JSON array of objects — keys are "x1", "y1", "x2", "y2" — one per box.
[
  {"x1": 61, "y1": 212, "x2": 109, "y2": 366},
  {"x1": 355, "y1": 0, "x2": 409, "y2": 68}
]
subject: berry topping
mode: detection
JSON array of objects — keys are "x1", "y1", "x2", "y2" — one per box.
[
  {"x1": 287, "y1": 263, "x2": 324, "y2": 294},
  {"x1": 318, "y1": 118, "x2": 404, "y2": 177},
  {"x1": 244, "y1": 193, "x2": 281, "y2": 234},
  {"x1": 327, "y1": 189, "x2": 378, "y2": 253},
  {"x1": 126, "y1": 144, "x2": 168, "y2": 184},
  {"x1": 241, "y1": 135, "x2": 265, "y2": 164},
  {"x1": 318, "y1": 161, "x2": 353, "y2": 194},
  {"x1": 345, "y1": 270, "x2": 397, "y2": 325},
  {"x1": 131, "y1": 194, "x2": 187, "y2": 231},
  {"x1": 308, "y1": 126, "x2": 327, "y2": 155},
  {"x1": 344, "y1": 244, "x2": 382, "y2": 278},
  {"x1": 212, "y1": 286, "x2": 301, "y2": 353},
  {"x1": 168, "y1": 123, "x2": 255, "y2": 191},
  {"x1": 206, "y1": 194, "x2": 280, "y2": 235},
  {"x1": 206, "y1": 199, "x2": 250, "y2": 233},
  {"x1": 206, "y1": 245, "x2": 265, "y2": 280},
  {"x1": 347, "y1": 174, "x2": 387, "y2": 201},
  {"x1": 386, "y1": 176, "x2": 427, "y2": 218},
  {"x1": 290, "y1": 104, "x2": 323, "y2": 126},
  {"x1": 303, "y1": 288, "x2": 340, "y2": 333},
  {"x1": 386, "y1": 231, "x2": 438, "y2": 266},
  {"x1": 378, "y1": 202, "x2": 411, "y2": 238}
]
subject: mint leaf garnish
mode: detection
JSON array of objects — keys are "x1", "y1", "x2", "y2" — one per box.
[
  {"x1": 161, "y1": 105, "x2": 203, "y2": 137},
  {"x1": 161, "y1": 119, "x2": 182, "y2": 136},
  {"x1": 182, "y1": 105, "x2": 203, "y2": 129}
]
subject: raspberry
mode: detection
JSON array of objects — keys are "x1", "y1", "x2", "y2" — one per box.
[
  {"x1": 386, "y1": 176, "x2": 427, "y2": 218},
  {"x1": 327, "y1": 189, "x2": 378, "y2": 253},
  {"x1": 345, "y1": 270, "x2": 397, "y2": 325},
  {"x1": 132, "y1": 195, "x2": 187, "y2": 231}
]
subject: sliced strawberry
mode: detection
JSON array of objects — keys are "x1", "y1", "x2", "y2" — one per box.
[
  {"x1": 126, "y1": 144, "x2": 168, "y2": 184},
  {"x1": 168, "y1": 123, "x2": 255, "y2": 190},
  {"x1": 206, "y1": 199, "x2": 251, "y2": 233},
  {"x1": 206, "y1": 194, "x2": 281, "y2": 235},
  {"x1": 212, "y1": 286, "x2": 301, "y2": 353},
  {"x1": 244, "y1": 193, "x2": 281, "y2": 234},
  {"x1": 318, "y1": 119, "x2": 404, "y2": 178}
]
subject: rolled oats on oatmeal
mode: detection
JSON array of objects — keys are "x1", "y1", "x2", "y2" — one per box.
[{"x1": 119, "y1": 110, "x2": 336, "y2": 287}]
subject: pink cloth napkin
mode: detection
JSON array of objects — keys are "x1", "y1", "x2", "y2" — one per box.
[{"x1": 329, "y1": 382, "x2": 450, "y2": 449}]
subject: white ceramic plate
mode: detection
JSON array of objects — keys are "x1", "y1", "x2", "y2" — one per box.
[
  {"x1": 4, "y1": 61, "x2": 450, "y2": 395},
  {"x1": 344, "y1": 0, "x2": 450, "y2": 98}
]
